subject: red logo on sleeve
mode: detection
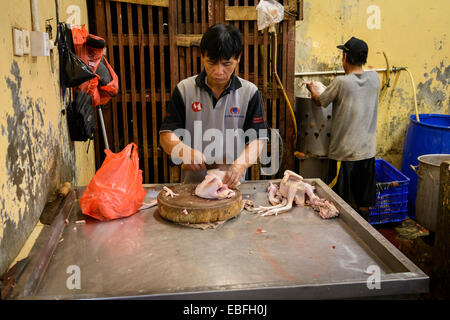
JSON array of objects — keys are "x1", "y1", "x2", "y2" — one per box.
[
  {"x1": 253, "y1": 116, "x2": 264, "y2": 124},
  {"x1": 192, "y1": 102, "x2": 203, "y2": 112}
]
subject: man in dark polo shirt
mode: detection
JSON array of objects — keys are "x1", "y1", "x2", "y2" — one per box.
[{"x1": 159, "y1": 23, "x2": 268, "y2": 187}]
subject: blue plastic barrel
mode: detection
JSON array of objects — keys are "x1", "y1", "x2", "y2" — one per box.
[{"x1": 401, "y1": 114, "x2": 450, "y2": 219}]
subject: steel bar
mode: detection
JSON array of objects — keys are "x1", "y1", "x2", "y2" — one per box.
[
  {"x1": 21, "y1": 190, "x2": 77, "y2": 297},
  {"x1": 295, "y1": 67, "x2": 406, "y2": 77},
  {"x1": 97, "y1": 106, "x2": 109, "y2": 150}
]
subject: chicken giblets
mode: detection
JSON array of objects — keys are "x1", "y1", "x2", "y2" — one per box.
[{"x1": 194, "y1": 169, "x2": 235, "y2": 200}]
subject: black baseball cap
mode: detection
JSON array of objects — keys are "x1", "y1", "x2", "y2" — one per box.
[{"x1": 337, "y1": 37, "x2": 368, "y2": 57}]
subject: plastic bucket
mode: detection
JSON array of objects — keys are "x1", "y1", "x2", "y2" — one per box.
[{"x1": 401, "y1": 114, "x2": 450, "y2": 218}]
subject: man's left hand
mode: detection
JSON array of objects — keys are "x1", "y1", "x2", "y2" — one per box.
[{"x1": 223, "y1": 164, "x2": 246, "y2": 189}]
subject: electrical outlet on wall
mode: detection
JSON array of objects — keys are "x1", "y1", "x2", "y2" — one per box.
[
  {"x1": 22, "y1": 30, "x2": 31, "y2": 55},
  {"x1": 12, "y1": 28, "x2": 24, "y2": 56}
]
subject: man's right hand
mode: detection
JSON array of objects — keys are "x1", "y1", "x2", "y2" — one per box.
[
  {"x1": 182, "y1": 148, "x2": 206, "y2": 171},
  {"x1": 306, "y1": 80, "x2": 326, "y2": 94},
  {"x1": 160, "y1": 132, "x2": 206, "y2": 171},
  {"x1": 306, "y1": 81, "x2": 325, "y2": 107}
]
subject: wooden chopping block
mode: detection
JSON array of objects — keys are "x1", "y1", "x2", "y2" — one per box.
[{"x1": 157, "y1": 184, "x2": 242, "y2": 224}]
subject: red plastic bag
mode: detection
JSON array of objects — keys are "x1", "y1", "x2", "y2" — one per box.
[
  {"x1": 80, "y1": 143, "x2": 146, "y2": 221},
  {"x1": 72, "y1": 25, "x2": 119, "y2": 107}
]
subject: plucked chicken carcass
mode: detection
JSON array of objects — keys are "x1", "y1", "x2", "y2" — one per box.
[
  {"x1": 255, "y1": 170, "x2": 339, "y2": 219},
  {"x1": 195, "y1": 169, "x2": 235, "y2": 199}
]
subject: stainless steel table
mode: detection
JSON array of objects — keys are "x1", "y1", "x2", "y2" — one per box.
[{"x1": 11, "y1": 179, "x2": 428, "y2": 299}]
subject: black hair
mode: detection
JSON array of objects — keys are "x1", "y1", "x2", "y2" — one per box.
[
  {"x1": 200, "y1": 23, "x2": 243, "y2": 63},
  {"x1": 345, "y1": 51, "x2": 368, "y2": 66}
]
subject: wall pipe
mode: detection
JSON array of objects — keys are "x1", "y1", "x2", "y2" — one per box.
[
  {"x1": 31, "y1": 0, "x2": 39, "y2": 31},
  {"x1": 294, "y1": 67, "x2": 406, "y2": 77},
  {"x1": 295, "y1": 66, "x2": 420, "y2": 123}
]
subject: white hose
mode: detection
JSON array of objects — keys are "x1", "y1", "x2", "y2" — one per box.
[{"x1": 404, "y1": 68, "x2": 420, "y2": 122}]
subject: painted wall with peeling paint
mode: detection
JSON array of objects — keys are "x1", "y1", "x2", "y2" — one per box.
[
  {"x1": 0, "y1": 1, "x2": 94, "y2": 275},
  {"x1": 295, "y1": 0, "x2": 449, "y2": 168}
]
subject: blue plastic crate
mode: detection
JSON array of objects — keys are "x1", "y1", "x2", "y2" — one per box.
[{"x1": 369, "y1": 159, "x2": 410, "y2": 225}]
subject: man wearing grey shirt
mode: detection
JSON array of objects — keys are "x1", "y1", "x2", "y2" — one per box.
[
  {"x1": 159, "y1": 24, "x2": 268, "y2": 188},
  {"x1": 306, "y1": 37, "x2": 380, "y2": 221}
]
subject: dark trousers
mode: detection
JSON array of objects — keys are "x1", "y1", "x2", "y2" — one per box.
[{"x1": 328, "y1": 158, "x2": 376, "y2": 221}]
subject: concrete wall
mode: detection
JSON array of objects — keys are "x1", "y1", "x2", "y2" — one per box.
[
  {"x1": 295, "y1": 0, "x2": 449, "y2": 168},
  {"x1": 0, "y1": 0, "x2": 94, "y2": 275}
]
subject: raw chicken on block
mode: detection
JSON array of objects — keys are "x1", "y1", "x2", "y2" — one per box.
[
  {"x1": 163, "y1": 186, "x2": 179, "y2": 198},
  {"x1": 195, "y1": 169, "x2": 235, "y2": 200},
  {"x1": 255, "y1": 170, "x2": 339, "y2": 219}
]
